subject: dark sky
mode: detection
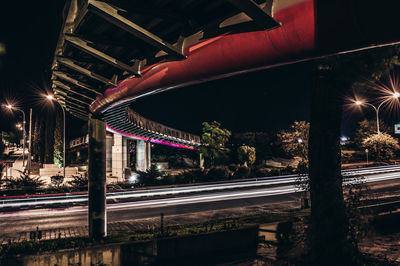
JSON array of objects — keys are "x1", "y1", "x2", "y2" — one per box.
[{"x1": 0, "y1": 0, "x2": 394, "y2": 140}]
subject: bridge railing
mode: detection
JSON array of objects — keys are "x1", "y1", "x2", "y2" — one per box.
[{"x1": 126, "y1": 107, "x2": 201, "y2": 144}]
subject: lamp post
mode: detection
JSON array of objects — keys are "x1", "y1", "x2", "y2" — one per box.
[
  {"x1": 355, "y1": 92, "x2": 400, "y2": 135},
  {"x1": 46, "y1": 95, "x2": 66, "y2": 180},
  {"x1": 5, "y1": 105, "x2": 26, "y2": 168}
]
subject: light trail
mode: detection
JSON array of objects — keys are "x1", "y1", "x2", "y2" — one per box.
[{"x1": 1, "y1": 165, "x2": 400, "y2": 209}]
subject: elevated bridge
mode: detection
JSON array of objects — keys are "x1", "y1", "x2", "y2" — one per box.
[{"x1": 50, "y1": 0, "x2": 400, "y2": 240}]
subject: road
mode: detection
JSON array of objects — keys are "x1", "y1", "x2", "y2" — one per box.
[
  {"x1": 2, "y1": 164, "x2": 400, "y2": 208},
  {"x1": 1, "y1": 166, "x2": 400, "y2": 236}
]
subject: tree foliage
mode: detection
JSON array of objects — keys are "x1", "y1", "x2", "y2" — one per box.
[
  {"x1": 231, "y1": 132, "x2": 282, "y2": 162},
  {"x1": 53, "y1": 112, "x2": 63, "y2": 167},
  {"x1": 44, "y1": 113, "x2": 55, "y2": 164},
  {"x1": 0, "y1": 138, "x2": 5, "y2": 156},
  {"x1": 277, "y1": 121, "x2": 309, "y2": 162},
  {"x1": 237, "y1": 145, "x2": 256, "y2": 166},
  {"x1": 200, "y1": 121, "x2": 231, "y2": 166},
  {"x1": 38, "y1": 115, "x2": 46, "y2": 163},
  {"x1": 354, "y1": 119, "x2": 391, "y2": 149},
  {"x1": 362, "y1": 133, "x2": 399, "y2": 162},
  {"x1": 31, "y1": 116, "x2": 39, "y2": 161}
]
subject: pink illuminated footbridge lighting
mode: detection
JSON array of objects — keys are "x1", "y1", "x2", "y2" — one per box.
[
  {"x1": 106, "y1": 124, "x2": 199, "y2": 150},
  {"x1": 150, "y1": 138, "x2": 199, "y2": 151}
]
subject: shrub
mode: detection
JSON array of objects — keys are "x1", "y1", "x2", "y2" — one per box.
[
  {"x1": 362, "y1": 133, "x2": 399, "y2": 162},
  {"x1": 233, "y1": 166, "x2": 251, "y2": 179},
  {"x1": 251, "y1": 166, "x2": 269, "y2": 177},
  {"x1": 2, "y1": 170, "x2": 44, "y2": 193},
  {"x1": 237, "y1": 145, "x2": 256, "y2": 166},
  {"x1": 204, "y1": 166, "x2": 232, "y2": 181},
  {"x1": 137, "y1": 165, "x2": 162, "y2": 187},
  {"x1": 50, "y1": 174, "x2": 64, "y2": 188},
  {"x1": 68, "y1": 174, "x2": 88, "y2": 191}
]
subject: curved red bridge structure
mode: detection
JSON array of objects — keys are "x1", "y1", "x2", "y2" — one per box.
[
  {"x1": 52, "y1": 0, "x2": 400, "y2": 148},
  {"x1": 90, "y1": 0, "x2": 400, "y2": 113}
]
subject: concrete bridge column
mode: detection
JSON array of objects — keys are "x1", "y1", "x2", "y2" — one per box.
[
  {"x1": 88, "y1": 114, "x2": 107, "y2": 240},
  {"x1": 136, "y1": 140, "x2": 151, "y2": 172},
  {"x1": 112, "y1": 134, "x2": 127, "y2": 180},
  {"x1": 105, "y1": 134, "x2": 113, "y2": 173}
]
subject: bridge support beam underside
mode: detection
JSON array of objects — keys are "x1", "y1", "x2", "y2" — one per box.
[{"x1": 88, "y1": 114, "x2": 107, "y2": 240}]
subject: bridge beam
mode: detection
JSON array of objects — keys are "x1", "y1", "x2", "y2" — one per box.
[
  {"x1": 88, "y1": 0, "x2": 186, "y2": 59},
  {"x1": 226, "y1": 0, "x2": 280, "y2": 30},
  {"x1": 52, "y1": 80, "x2": 95, "y2": 101},
  {"x1": 57, "y1": 57, "x2": 117, "y2": 87},
  {"x1": 88, "y1": 114, "x2": 107, "y2": 240},
  {"x1": 53, "y1": 71, "x2": 102, "y2": 95},
  {"x1": 55, "y1": 92, "x2": 90, "y2": 108},
  {"x1": 57, "y1": 96, "x2": 88, "y2": 110},
  {"x1": 64, "y1": 34, "x2": 140, "y2": 75}
]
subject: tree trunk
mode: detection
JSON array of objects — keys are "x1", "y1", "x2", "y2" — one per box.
[{"x1": 308, "y1": 63, "x2": 353, "y2": 265}]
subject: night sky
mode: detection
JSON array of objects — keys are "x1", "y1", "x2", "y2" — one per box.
[{"x1": 0, "y1": 0, "x2": 396, "y2": 141}]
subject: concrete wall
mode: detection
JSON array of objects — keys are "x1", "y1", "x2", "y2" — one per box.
[
  {"x1": 112, "y1": 134, "x2": 127, "y2": 181},
  {"x1": 4, "y1": 227, "x2": 258, "y2": 266}
]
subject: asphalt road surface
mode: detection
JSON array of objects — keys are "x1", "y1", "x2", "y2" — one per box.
[{"x1": 1, "y1": 167, "x2": 400, "y2": 235}]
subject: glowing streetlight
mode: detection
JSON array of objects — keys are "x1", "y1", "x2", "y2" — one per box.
[
  {"x1": 354, "y1": 91, "x2": 400, "y2": 135},
  {"x1": 46, "y1": 94, "x2": 66, "y2": 180},
  {"x1": 3, "y1": 104, "x2": 26, "y2": 167}
]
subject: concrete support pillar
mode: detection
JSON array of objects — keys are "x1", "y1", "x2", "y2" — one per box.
[
  {"x1": 105, "y1": 134, "x2": 113, "y2": 173},
  {"x1": 199, "y1": 152, "x2": 204, "y2": 169},
  {"x1": 146, "y1": 141, "x2": 151, "y2": 170},
  {"x1": 88, "y1": 114, "x2": 107, "y2": 240},
  {"x1": 136, "y1": 140, "x2": 151, "y2": 172},
  {"x1": 112, "y1": 134, "x2": 127, "y2": 180}
]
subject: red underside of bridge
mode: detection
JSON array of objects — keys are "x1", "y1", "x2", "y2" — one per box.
[{"x1": 90, "y1": 0, "x2": 400, "y2": 115}]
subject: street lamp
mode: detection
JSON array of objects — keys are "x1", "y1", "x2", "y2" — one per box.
[
  {"x1": 46, "y1": 95, "x2": 66, "y2": 180},
  {"x1": 4, "y1": 104, "x2": 26, "y2": 167},
  {"x1": 355, "y1": 91, "x2": 400, "y2": 135}
]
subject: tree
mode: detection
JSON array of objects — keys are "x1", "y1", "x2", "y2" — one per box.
[
  {"x1": 0, "y1": 138, "x2": 5, "y2": 156},
  {"x1": 38, "y1": 115, "x2": 46, "y2": 163},
  {"x1": 200, "y1": 121, "x2": 231, "y2": 167},
  {"x1": 32, "y1": 115, "x2": 40, "y2": 161},
  {"x1": 53, "y1": 112, "x2": 63, "y2": 167},
  {"x1": 44, "y1": 113, "x2": 55, "y2": 164},
  {"x1": 308, "y1": 44, "x2": 400, "y2": 265},
  {"x1": 277, "y1": 121, "x2": 309, "y2": 162},
  {"x1": 3, "y1": 131, "x2": 20, "y2": 146},
  {"x1": 231, "y1": 132, "x2": 282, "y2": 162},
  {"x1": 362, "y1": 133, "x2": 399, "y2": 162},
  {"x1": 354, "y1": 119, "x2": 390, "y2": 149},
  {"x1": 237, "y1": 145, "x2": 256, "y2": 166}
]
